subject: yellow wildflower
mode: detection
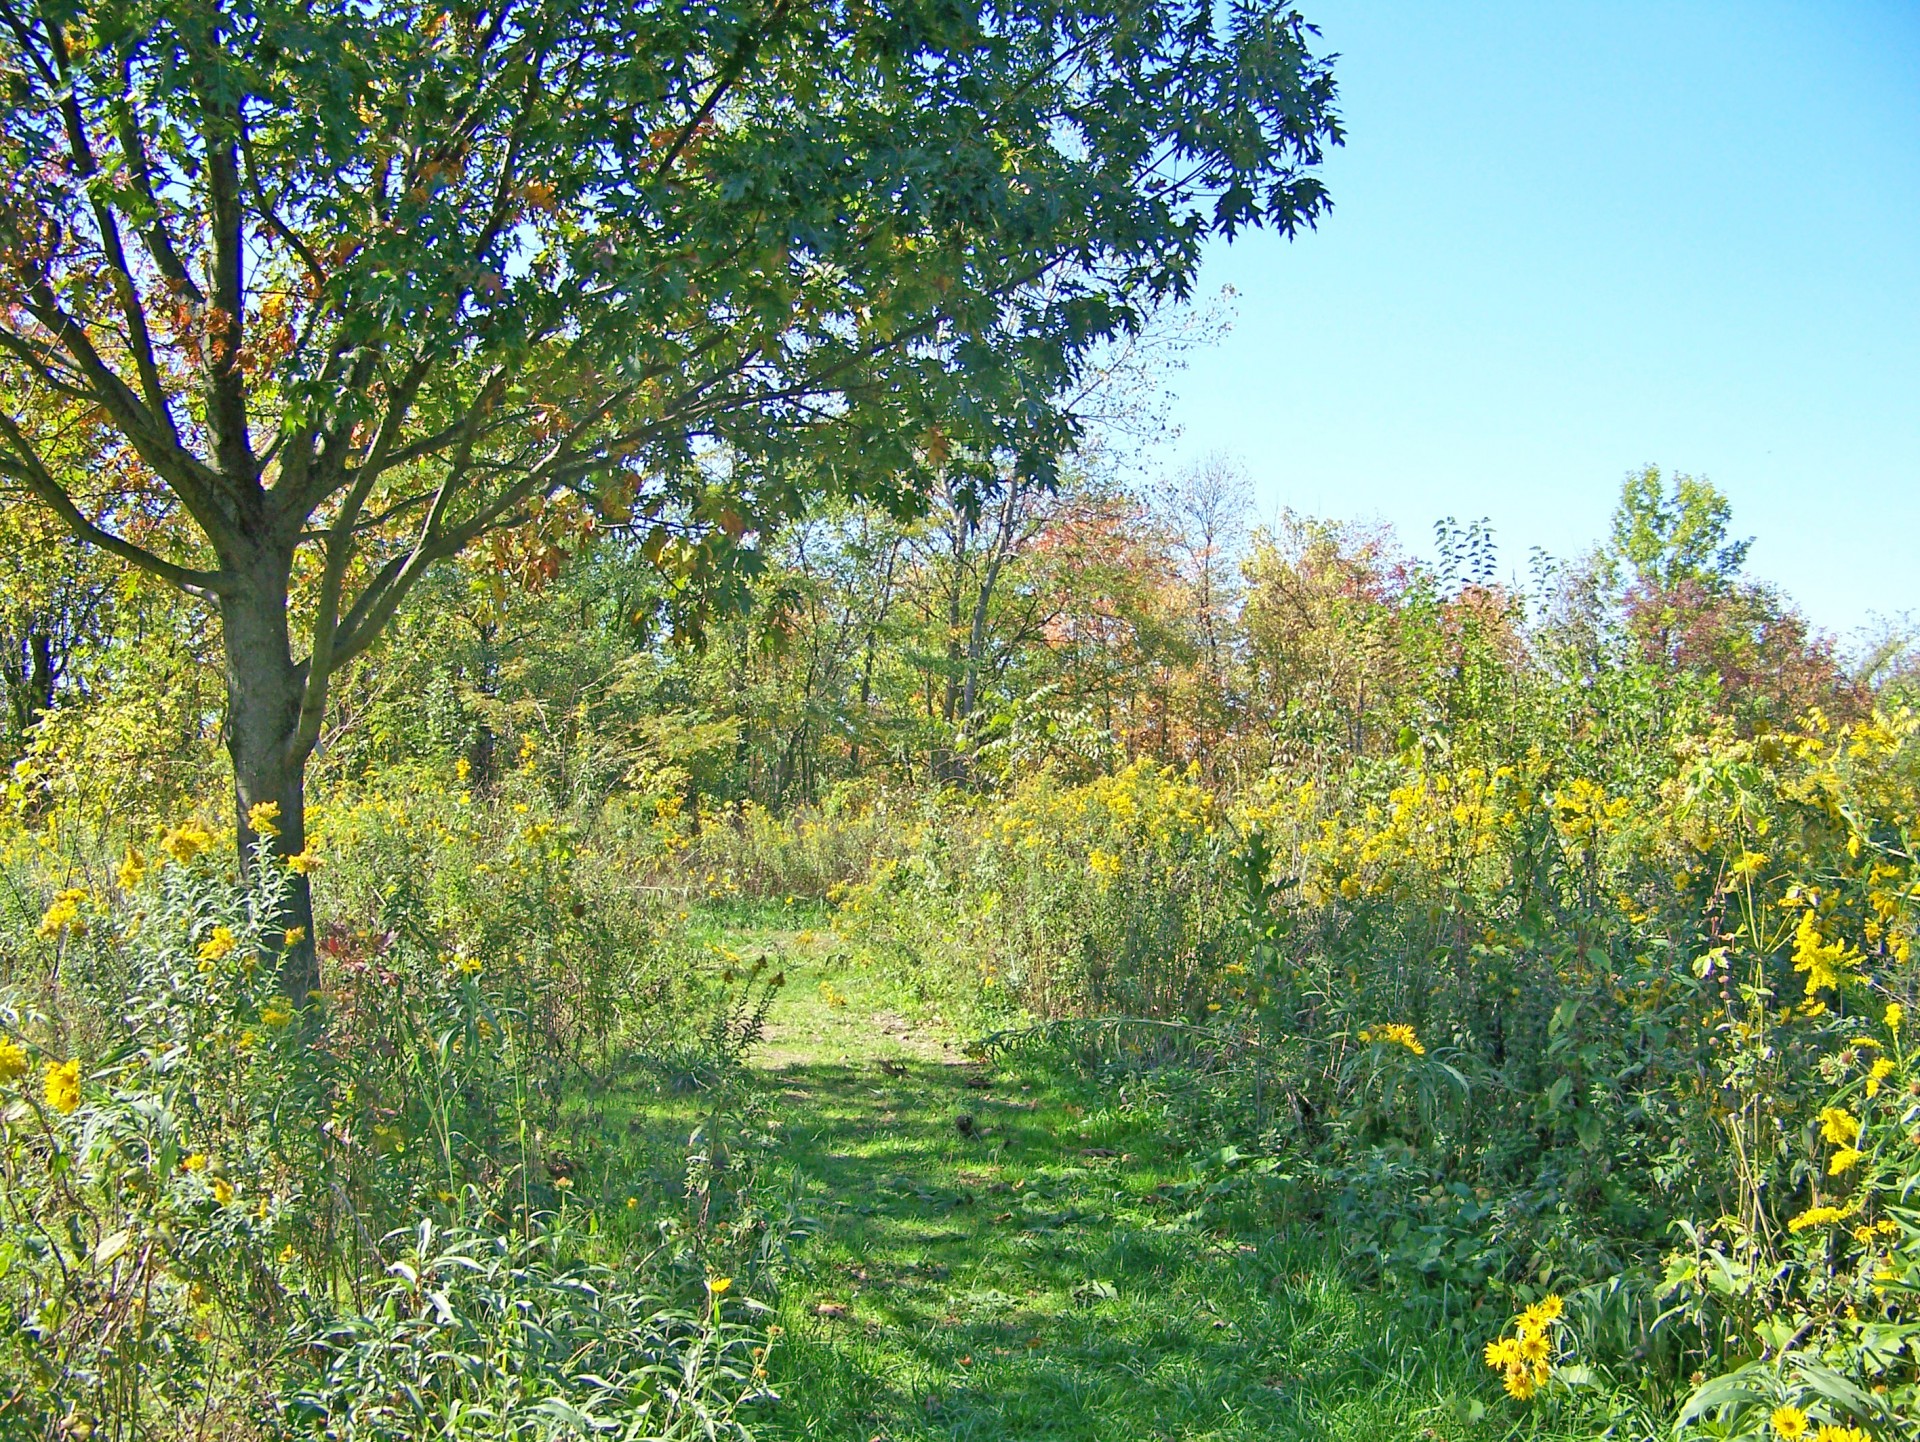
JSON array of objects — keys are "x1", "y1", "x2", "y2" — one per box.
[
  {"x1": 210, "y1": 1178, "x2": 234, "y2": 1206},
  {"x1": 285, "y1": 849, "x2": 320, "y2": 876},
  {"x1": 1819, "y1": 1107, "x2": 1861, "y2": 1146},
  {"x1": 0, "y1": 1038, "x2": 28, "y2": 1082},
  {"x1": 1829, "y1": 1148, "x2": 1862, "y2": 1176},
  {"x1": 37, "y1": 888, "x2": 89, "y2": 940},
  {"x1": 284, "y1": 927, "x2": 306, "y2": 946},
  {"x1": 1792, "y1": 913, "x2": 1861, "y2": 997},
  {"x1": 181, "y1": 1153, "x2": 207, "y2": 1172},
  {"x1": 707, "y1": 1276, "x2": 732, "y2": 1295},
  {"x1": 1887, "y1": 1001, "x2": 1904, "y2": 1035},
  {"x1": 1812, "y1": 1425, "x2": 1869, "y2": 1442},
  {"x1": 1788, "y1": 1205, "x2": 1846, "y2": 1233},
  {"x1": 260, "y1": 998, "x2": 294, "y2": 1029},
  {"x1": 160, "y1": 820, "x2": 214, "y2": 865},
  {"x1": 198, "y1": 925, "x2": 237, "y2": 964},
  {"x1": 1866, "y1": 1057, "x2": 1895, "y2": 1098},
  {"x1": 246, "y1": 801, "x2": 281, "y2": 838},
  {"x1": 116, "y1": 850, "x2": 147, "y2": 890},
  {"x1": 1359, "y1": 1023, "x2": 1425, "y2": 1056},
  {"x1": 1769, "y1": 1404, "x2": 1809, "y2": 1439},
  {"x1": 43, "y1": 1058, "x2": 81, "y2": 1114}
]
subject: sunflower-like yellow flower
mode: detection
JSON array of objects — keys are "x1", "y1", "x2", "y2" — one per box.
[
  {"x1": 43, "y1": 1058, "x2": 81, "y2": 1114},
  {"x1": 1359, "y1": 1023, "x2": 1425, "y2": 1056},
  {"x1": 0, "y1": 1038, "x2": 28, "y2": 1082},
  {"x1": 1812, "y1": 1423, "x2": 1869, "y2": 1442},
  {"x1": 1769, "y1": 1404, "x2": 1808, "y2": 1439}
]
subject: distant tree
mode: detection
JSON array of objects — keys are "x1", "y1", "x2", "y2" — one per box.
[
  {"x1": 1602, "y1": 464, "x2": 1751, "y2": 595},
  {"x1": 1599, "y1": 468, "x2": 1853, "y2": 729},
  {"x1": 0, "y1": 0, "x2": 1340, "y2": 997},
  {"x1": 1163, "y1": 453, "x2": 1250, "y2": 698},
  {"x1": 0, "y1": 499, "x2": 113, "y2": 753}
]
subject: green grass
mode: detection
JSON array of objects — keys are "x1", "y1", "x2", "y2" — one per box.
[{"x1": 610, "y1": 906, "x2": 1592, "y2": 1442}]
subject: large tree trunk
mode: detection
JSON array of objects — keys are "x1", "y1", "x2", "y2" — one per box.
[{"x1": 219, "y1": 558, "x2": 320, "y2": 1004}]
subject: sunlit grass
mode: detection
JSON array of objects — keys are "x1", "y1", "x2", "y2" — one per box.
[{"x1": 605, "y1": 908, "x2": 1595, "y2": 1442}]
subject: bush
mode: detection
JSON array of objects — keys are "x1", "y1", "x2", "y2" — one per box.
[
  {"x1": 833, "y1": 705, "x2": 1920, "y2": 1431},
  {"x1": 0, "y1": 811, "x2": 776, "y2": 1437}
]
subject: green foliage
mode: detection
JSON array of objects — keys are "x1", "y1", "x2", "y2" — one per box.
[
  {"x1": 0, "y1": 802, "x2": 783, "y2": 1436},
  {"x1": 1, "y1": 401, "x2": 1906, "y2": 1442},
  {"x1": 1605, "y1": 464, "x2": 1753, "y2": 593},
  {"x1": 285, "y1": 1219, "x2": 770, "y2": 1441}
]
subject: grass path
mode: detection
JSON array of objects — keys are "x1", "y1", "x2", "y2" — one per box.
[{"x1": 656, "y1": 908, "x2": 1553, "y2": 1442}]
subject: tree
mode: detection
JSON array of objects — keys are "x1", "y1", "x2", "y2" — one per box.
[
  {"x1": 1161, "y1": 452, "x2": 1249, "y2": 741},
  {"x1": 1602, "y1": 465, "x2": 1751, "y2": 595},
  {"x1": 0, "y1": 0, "x2": 1340, "y2": 997},
  {"x1": 1599, "y1": 468, "x2": 1852, "y2": 730},
  {"x1": 0, "y1": 497, "x2": 113, "y2": 752}
]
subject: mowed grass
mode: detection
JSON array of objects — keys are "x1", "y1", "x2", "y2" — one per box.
[{"x1": 616, "y1": 905, "x2": 1590, "y2": 1442}]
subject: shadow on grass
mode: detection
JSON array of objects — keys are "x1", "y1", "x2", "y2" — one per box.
[{"x1": 751, "y1": 1055, "x2": 1521, "y2": 1442}]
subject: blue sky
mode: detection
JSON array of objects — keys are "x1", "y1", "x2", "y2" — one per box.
[{"x1": 1160, "y1": 0, "x2": 1920, "y2": 637}]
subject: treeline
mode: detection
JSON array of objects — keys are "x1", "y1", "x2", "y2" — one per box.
[{"x1": 6, "y1": 460, "x2": 1906, "y2": 834}]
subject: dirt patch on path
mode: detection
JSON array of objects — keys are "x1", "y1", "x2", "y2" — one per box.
[{"x1": 750, "y1": 946, "x2": 966, "y2": 1072}]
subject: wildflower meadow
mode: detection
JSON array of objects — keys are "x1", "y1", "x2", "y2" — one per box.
[{"x1": 0, "y1": 2, "x2": 1914, "y2": 1438}]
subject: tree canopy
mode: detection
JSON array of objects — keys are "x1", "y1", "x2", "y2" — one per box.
[{"x1": 0, "y1": 0, "x2": 1340, "y2": 990}]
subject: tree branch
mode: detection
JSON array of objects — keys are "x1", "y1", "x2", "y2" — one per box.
[
  {"x1": 43, "y1": 20, "x2": 179, "y2": 443},
  {"x1": 649, "y1": 0, "x2": 793, "y2": 184},
  {"x1": 195, "y1": 54, "x2": 256, "y2": 488},
  {"x1": 0, "y1": 412, "x2": 230, "y2": 596}
]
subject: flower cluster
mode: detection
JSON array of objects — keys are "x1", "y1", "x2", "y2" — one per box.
[
  {"x1": 1483, "y1": 1294, "x2": 1562, "y2": 1401},
  {"x1": 1766, "y1": 1405, "x2": 1870, "y2": 1442},
  {"x1": 159, "y1": 818, "x2": 214, "y2": 864},
  {"x1": 42, "y1": 1057, "x2": 81, "y2": 1114},
  {"x1": 36, "y1": 887, "x2": 90, "y2": 940},
  {"x1": 1358, "y1": 1022, "x2": 1425, "y2": 1056}
]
